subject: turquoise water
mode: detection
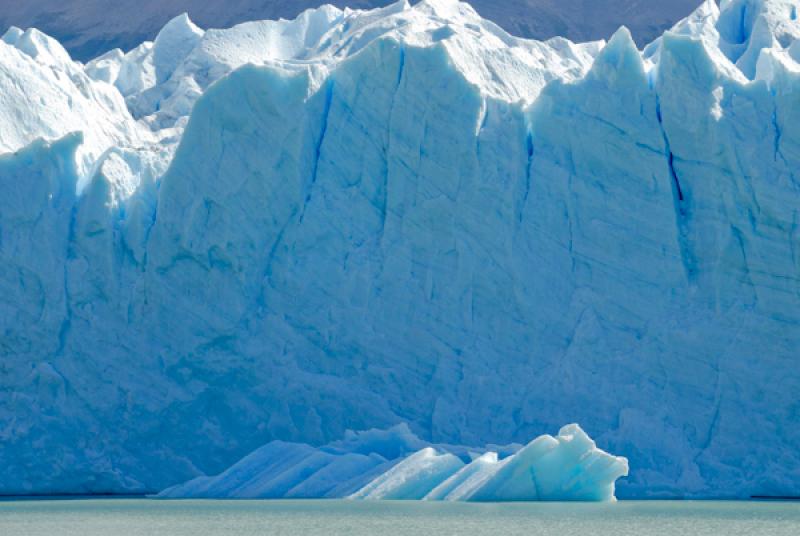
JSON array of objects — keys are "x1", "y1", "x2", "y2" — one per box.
[{"x1": 1, "y1": 499, "x2": 798, "y2": 535}]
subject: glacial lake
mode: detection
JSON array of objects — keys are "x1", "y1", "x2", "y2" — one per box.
[{"x1": 1, "y1": 499, "x2": 798, "y2": 535}]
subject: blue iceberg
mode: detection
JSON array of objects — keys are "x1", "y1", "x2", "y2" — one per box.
[{"x1": 159, "y1": 424, "x2": 628, "y2": 501}]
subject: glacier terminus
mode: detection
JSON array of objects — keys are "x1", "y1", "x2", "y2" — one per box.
[{"x1": 1, "y1": 0, "x2": 799, "y2": 500}]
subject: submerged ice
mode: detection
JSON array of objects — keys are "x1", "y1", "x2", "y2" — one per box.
[
  {"x1": 159, "y1": 424, "x2": 628, "y2": 501},
  {"x1": 1, "y1": 0, "x2": 800, "y2": 499}
]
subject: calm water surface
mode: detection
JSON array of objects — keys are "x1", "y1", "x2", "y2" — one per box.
[{"x1": 1, "y1": 499, "x2": 798, "y2": 536}]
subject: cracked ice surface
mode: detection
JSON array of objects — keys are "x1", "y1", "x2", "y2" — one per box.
[{"x1": 1, "y1": 0, "x2": 800, "y2": 498}]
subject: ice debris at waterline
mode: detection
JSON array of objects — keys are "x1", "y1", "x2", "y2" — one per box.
[
  {"x1": 157, "y1": 424, "x2": 628, "y2": 501},
  {"x1": 2, "y1": 0, "x2": 800, "y2": 499}
]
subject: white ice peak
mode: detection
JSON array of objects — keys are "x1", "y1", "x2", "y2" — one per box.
[{"x1": 4, "y1": 0, "x2": 799, "y2": 185}]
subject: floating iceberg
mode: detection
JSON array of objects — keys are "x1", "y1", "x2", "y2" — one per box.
[
  {"x1": 352, "y1": 424, "x2": 628, "y2": 501},
  {"x1": 159, "y1": 424, "x2": 628, "y2": 501}
]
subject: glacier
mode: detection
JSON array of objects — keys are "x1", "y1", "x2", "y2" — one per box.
[
  {"x1": 1, "y1": 0, "x2": 800, "y2": 499},
  {"x1": 0, "y1": 1, "x2": 701, "y2": 62},
  {"x1": 157, "y1": 424, "x2": 629, "y2": 501}
]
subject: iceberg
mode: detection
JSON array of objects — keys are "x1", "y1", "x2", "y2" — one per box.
[
  {"x1": 353, "y1": 424, "x2": 628, "y2": 501},
  {"x1": 158, "y1": 424, "x2": 628, "y2": 501},
  {"x1": 1, "y1": 0, "x2": 800, "y2": 499}
]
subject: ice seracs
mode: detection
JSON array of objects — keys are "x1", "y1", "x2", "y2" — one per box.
[
  {"x1": 1, "y1": 0, "x2": 800, "y2": 499},
  {"x1": 0, "y1": 26, "x2": 150, "y2": 186},
  {"x1": 116, "y1": 0, "x2": 600, "y2": 129},
  {"x1": 0, "y1": 0, "x2": 702, "y2": 63},
  {"x1": 152, "y1": 14, "x2": 204, "y2": 85},
  {"x1": 645, "y1": 0, "x2": 800, "y2": 80}
]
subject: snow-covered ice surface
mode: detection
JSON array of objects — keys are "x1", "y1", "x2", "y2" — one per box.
[
  {"x1": 1, "y1": 0, "x2": 800, "y2": 498},
  {"x1": 158, "y1": 424, "x2": 628, "y2": 501},
  {"x1": 0, "y1": 1, "x2": 700, "y2": 62},
  {"x1": 0, "y1": 27, "x2": 152, "y2": 185}
]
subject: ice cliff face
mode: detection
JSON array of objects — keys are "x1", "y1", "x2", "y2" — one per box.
[{"x1": 1, "y1": 0, "x2": 799, "y2": 498}]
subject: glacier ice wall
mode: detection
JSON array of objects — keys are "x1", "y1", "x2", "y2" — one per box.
[{"x1": 1, "y1": 0, "x2": 799, "y2": 498}]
